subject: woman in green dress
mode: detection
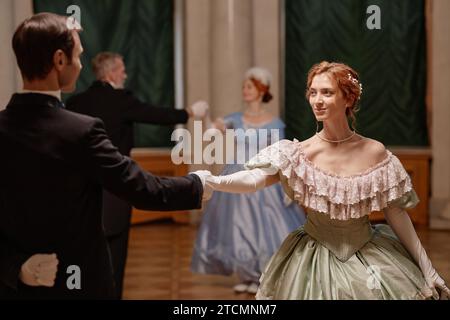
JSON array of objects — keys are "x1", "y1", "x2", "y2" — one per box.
[{"x1": 193, "y1": 61, "x2": 450, "y2": 299}]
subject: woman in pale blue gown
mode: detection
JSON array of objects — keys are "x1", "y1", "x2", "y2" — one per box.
[{"x1": 191, "y1": 67, "x2": 306, "y2": 294}]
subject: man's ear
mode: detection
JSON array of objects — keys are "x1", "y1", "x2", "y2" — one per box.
[{"x1": 53, "y1": 49, "x2": 67, "y2": 71}]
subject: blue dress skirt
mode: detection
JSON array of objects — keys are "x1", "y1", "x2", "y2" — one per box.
[{"x1": 191, "y1": 112, "x2": 306, "y2": 283}]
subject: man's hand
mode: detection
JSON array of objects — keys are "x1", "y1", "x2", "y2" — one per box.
[{"x1": 19, "y1": 253, "x2": 59, "y2": 287}]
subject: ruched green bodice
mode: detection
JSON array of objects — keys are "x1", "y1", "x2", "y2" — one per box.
[{"x1": 304, "y1": 210, "x2": 373, "y2": 262}]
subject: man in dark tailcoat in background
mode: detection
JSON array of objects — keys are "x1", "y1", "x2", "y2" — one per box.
[{"x1": 66, "y1": 52, "x2": 208, "y2": 298}]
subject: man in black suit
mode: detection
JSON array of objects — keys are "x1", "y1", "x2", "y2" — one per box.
[
  {"x1": 66, "y1": 52, "x2": 207, "y2": 298},
  {"x1": 0, "y1": 12, "x2": 205, "y2": 299},
  {"x1": 67, "y1": 52, "x2": 208, "y2": 157}
]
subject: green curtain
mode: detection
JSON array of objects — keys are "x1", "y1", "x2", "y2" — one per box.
[
  {"x1": 285, "y1": 0, "x2": 428, "y2": 146},
  {"x1": 33, "y1": 0, "x2": 175, "y2": 147}
]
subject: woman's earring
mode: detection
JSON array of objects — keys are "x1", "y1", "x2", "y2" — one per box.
[{"x1": 316, "y1": 121, "x2": 320, "y2": 133}]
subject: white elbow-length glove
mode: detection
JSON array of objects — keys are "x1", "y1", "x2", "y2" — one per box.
[
  {"x1": 188, "y1": 100, "x2": 209, "y2": 119},
  {"x1": 384, "y1": 207, "x2": 450, "y2": 299},
  {"x1": 191, "y1": 168, "x2": 276, "y2": 201}
]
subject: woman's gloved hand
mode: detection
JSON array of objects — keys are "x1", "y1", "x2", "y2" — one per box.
[{"x1": 384, "y1": 207, "x2": 450, "y2": 299}]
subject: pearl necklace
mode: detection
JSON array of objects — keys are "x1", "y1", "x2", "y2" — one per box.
[
  {"x1": 245, "y1": 108, "x2": 266, "y2": 117},
  {"x1": 316, "y1": 130, "x2": 356, "y2": 144}
]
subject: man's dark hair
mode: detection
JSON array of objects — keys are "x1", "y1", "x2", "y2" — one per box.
[{"x1": 12, "y1": 12, "x2": 81, "y2": 81}]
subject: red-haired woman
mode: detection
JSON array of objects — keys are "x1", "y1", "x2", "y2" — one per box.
[{"x1": 193, "y1": 61, "x2": 449, "y2": 300}]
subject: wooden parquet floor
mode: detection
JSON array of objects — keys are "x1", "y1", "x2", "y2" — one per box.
[{"x1": 123, "y1": 220, "x2": 450, "y2": 300}]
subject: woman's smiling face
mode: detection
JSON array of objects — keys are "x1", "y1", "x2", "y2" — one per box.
[{"x1": 308, "y1": 73, "x2": 349, "y2": 122}]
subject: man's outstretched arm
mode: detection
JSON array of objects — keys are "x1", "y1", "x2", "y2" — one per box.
[{"x1": 84, "y1": 118, "x2": 203, "y2": 211}]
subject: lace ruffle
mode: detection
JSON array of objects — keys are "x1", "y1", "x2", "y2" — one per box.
[{"x1": 245, "y1": 139, "x2": 415, "y2": 220}]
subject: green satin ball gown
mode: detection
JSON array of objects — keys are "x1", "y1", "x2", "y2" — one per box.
[{"x1": 246, "y1": 139, "x2": 431, "y2": 300}]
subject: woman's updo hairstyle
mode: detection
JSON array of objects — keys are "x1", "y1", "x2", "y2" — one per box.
[
  {"x1": 245, "y1": 67, "x2": 273, "y2": 103},
  {"x1": 306, "y1": 61, "x2": 363, "y2": 129}
]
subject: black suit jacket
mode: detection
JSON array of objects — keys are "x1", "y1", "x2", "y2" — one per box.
[
  {"x1": 66, "y1": 81, "x2": 188, "y2": 156},
  {"x1": 66, "y1": 81, "x2": 190, "y2": 236},
  {"x1": 0, "y1": 93, "x2": 202, "y2": 299}
]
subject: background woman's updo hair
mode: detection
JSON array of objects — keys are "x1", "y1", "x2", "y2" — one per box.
[
  {"x1": 245, "y1": 67, "x2": 273, "y2": 103},
  {"x1": 305, "y1": 61, "x2": 362, "y2": 129}
]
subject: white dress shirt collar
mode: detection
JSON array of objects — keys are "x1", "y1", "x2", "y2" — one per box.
[{"x1": 20, "y1": 89, "x2": 62, "y2": 101}]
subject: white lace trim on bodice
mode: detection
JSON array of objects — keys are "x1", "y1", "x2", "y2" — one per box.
[{"x1": 246, "y1": 139, "x2": 414, "y2": 220}]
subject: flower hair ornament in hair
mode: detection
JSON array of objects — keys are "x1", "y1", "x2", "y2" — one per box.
[
  {"x1": 245, "y1": 67, "x2": 272, "y2": 87},
  {"x1": 347, "y1": 73, "x2": 363, "y2": 100}
]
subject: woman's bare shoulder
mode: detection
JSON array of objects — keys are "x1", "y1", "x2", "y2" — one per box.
[
  {"x1": 297, "y1": 135, "x2": 317, "y2": 150},
  {"x1": 357, "y1": 136, "x2": 388, "y2": 163}
]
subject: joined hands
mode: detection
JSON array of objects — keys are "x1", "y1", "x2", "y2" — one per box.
[{"x1": 187, "y1": 101, "x2": 209, "y2": 119}]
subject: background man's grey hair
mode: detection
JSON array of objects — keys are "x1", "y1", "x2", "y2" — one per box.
[{"x1": 92, "y1": 52, "x2": 123, "y2": 79}]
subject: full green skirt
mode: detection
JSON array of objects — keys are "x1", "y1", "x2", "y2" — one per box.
[{"x1": 256, "y1": 223, "x2": 430, "y2": 300}]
